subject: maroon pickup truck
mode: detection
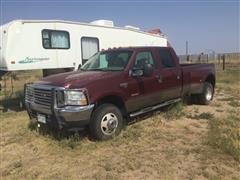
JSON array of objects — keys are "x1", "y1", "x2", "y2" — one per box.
[{"x1": 25, "y1": 47, "x2": 215, "y2": 140}]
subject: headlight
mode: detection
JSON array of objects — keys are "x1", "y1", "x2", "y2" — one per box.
[{"x1": 64, "y1": 90, "x2": 88, "y2": 106}]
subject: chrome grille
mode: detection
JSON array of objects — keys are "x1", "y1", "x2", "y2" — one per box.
[{"x1": 25, "y1": 85, "x2": 52, "y2": 110}]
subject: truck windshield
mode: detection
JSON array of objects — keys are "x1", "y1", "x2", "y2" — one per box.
[{"x1": 81, "y1": 50, "x2": 133, "y2": 71}]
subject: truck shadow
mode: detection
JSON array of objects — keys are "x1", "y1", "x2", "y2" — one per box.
[{"x1": 28, "y1": 121, "x2": 89, "y2": 141}]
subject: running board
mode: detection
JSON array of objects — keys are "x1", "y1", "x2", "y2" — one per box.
[{"x1": 129, "y1": 98, "x2": 182, "y2": 118}]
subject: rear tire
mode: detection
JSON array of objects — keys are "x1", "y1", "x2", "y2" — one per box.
[
  {"x1": 90, "y1": 104, "x2": 123, "y2": 140},
  {"x1": 196, "y1": 82, "x2": 214, "y2": 105}
]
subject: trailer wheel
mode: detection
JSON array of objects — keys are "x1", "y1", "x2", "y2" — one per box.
[
  {"x1": 197, "y1": 82, "x2": 213, "y2": 105},
  {"x1": 18, "y1": 96, "x2": 25, "y2": 110},
  {"x1": 19, "y1": 100, "x2": 24, "y2": 109},
  {"x1": 89, "y1": 104, "x2": 123, "y2": 140}
]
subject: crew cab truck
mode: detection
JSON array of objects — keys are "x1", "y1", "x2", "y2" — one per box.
[{"x1": 25, "y1": 47, "x2": 215, "y2": 140}]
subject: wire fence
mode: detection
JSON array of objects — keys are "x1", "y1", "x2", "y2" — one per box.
[{"x1": 179, "y1": 52, "x2": 240, "y2": 71}]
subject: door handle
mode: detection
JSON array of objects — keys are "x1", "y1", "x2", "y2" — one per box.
[
  {"x1": 156, "y1": 75, "x2": 162, "y2": 83},
  {"x1": 177, "y1": 75, "x2": 181, "y2": 80}
]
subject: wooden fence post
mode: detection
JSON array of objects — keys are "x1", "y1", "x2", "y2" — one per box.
[
  {"x1": 222, "y1": 54, "x2": 225, "y2": 71},
  {"x1": 4, "y1": 75, "x2": 7, "y2": 99}
]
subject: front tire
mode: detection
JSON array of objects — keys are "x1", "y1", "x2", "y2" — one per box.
[{"x1": 90, "y1": 104, "x2": 123, "y2": 140}]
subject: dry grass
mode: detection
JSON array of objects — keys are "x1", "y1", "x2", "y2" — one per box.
[
  {"x1": 208, "y1": 113, "x2": 240, "y2": 161},
  {"x1": 1, "y1": 62, "x2": 240, "y2": 179}
]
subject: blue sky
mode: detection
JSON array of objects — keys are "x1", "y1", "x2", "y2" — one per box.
[{"x1": 1, "y1": 0, "x2": 239, "y2": 54}]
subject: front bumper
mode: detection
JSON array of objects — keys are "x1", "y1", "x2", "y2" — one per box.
[
  {"x1": 25, "y1": 84, "x2": 94, "y2": 129},
  {"x1": 26, "y1": 101, "x2": 94, "y2": 129}
]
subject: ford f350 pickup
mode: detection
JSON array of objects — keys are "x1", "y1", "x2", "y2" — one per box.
[{"x1": 25, "y1": 47, "x2": 215, "y2": 140}]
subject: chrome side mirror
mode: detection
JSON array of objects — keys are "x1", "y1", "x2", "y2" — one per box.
[
  {"x1": 131, "y1": 68, "x2": 143, "y2": 77},
  {"x1": 143, "y1": 64, "x2": 153, "y2": 77}
]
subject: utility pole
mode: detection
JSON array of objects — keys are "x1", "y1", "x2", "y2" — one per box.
[
  {"x1": 186, "y1": 40, "x2": 189, "y2": 62},
  {"x1": 186, "y1": 40, "x2": 188, "y2": 56}
]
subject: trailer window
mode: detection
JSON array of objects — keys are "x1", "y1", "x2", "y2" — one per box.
[
  {"x1": 42, "y1": 30, "x2": 70, "y2": 49},
  {"x1": 81, "y1": 37, "x2": 99, "y2": 64},
  {"x1": 159, "y1": 50, "x2": 176, "y2": 68}
]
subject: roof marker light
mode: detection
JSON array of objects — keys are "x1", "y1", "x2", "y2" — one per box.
[{"x1": 64, "y1": 83, "x2": 71, "y2": 89}]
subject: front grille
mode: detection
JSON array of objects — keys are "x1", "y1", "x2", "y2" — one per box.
[{"x1": 25, "y1": 85, "x2": 53, "y2": 110}]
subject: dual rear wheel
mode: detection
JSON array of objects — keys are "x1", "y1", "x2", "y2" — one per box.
[{"x1": 192, "y1": 82, "x2": 214, "y2": 105}]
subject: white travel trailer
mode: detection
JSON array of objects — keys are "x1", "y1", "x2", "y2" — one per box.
[{"x1": 0, "y1": 19, "x2": 168, "y2": 77}]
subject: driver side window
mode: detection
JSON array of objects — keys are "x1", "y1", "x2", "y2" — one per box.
[{"x1": 134, "y1": 51, "x2": 155, "y2": 69}]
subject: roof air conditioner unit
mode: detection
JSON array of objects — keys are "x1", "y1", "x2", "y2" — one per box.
[
  {"x1": 90, "y1": 20, "x2": 114, "y2": 27},
  {"x1": 125, "y1": 25, "x2": 140, "y2": 30}
]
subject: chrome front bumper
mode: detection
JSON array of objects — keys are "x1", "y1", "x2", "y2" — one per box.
[
  {"x1": 24, "y1": 83, "x2": 94, "y2": 129},
  {"x1": 54, "y1": 104, "x2": 94, "y2": 122}
]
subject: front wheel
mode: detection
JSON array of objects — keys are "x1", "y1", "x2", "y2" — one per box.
[{"x1": 89, "y1": 104, "x2": 123, "y2": 140}]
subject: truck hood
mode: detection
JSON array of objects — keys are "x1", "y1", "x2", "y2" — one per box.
[{"x1": 36, "y1": 70, "x2": 117, "y2": 88}]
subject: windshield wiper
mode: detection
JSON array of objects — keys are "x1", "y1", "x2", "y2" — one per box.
[
  {"x1": 87, "y1": 68, "x2": 105, "y2": 71},
  {"x1": 83, "y1": 68, "x2": 123, "y2": 71},
  {"x1": 106, "y1": 69, "x2": 123, "y2": 71}
]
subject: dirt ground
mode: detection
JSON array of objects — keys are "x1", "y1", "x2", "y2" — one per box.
[{"x1": 0, "y1": 85, "x2": 240, "y2": 179}]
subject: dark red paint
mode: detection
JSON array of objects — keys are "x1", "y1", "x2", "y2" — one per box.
[{"x1": 37, "y1": 47, "x2": 215, "y2": 113}]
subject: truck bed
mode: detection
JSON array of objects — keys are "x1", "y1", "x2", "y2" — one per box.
[
  {"x1": 180, "y1": 63, "x2": 213, "y2": 67},
  {"x1": 180, "y1": 63, "x2": 215, "y2": 72},
  {"x1": 180, "y1": 63, "x2": 215, "y2": 96}
]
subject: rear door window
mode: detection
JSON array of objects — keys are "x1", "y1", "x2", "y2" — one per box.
[{"x1": 159, "y1": 49, "x2": 176, "y2": 68}]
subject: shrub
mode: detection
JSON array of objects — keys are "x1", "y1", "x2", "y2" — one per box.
[
  {"x1": 186, "y1": 112, "x2": 214, "y2": 120},
  {"x1": 163, "y1": 102, "x2": 185, "y2": 120},
  {"x1": 208, "y1": 115, "x2": 240, "y2": 161},
  {"x1": 58, "y1": 132, "x2": 83, "y2": 149},
  {"x1": 1, "y1": 90, "x2": 24, "y2": 110},
  {"x1": 228, "y1": 101, "x2": 240, "y2": 107},
  {"x1": 196, "y1": 112, "x2": 214, "y2": 120}
]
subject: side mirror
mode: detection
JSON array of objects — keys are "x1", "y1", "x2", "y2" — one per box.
[
  {"x1": 131, "y1": 68, "x2": 143, "y2": 77},
  {"x1": 143, "y1": 64, "x2": 153, "y2": 77},
  {"x1": 131, "y1": 64, "x2": 153, "y2": 77}
]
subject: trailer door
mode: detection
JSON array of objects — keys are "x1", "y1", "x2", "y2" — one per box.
[{"x1": 81, "y1": 37, "x2": 99, "y2": 64}]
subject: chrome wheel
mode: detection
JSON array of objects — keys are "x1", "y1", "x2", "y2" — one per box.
[
  {"x1": 100, "y1": 113, "x2": 118, "y2": 135},
  {"x1": 205, "y1": 87, "x2": 212, "y2": 101}
]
